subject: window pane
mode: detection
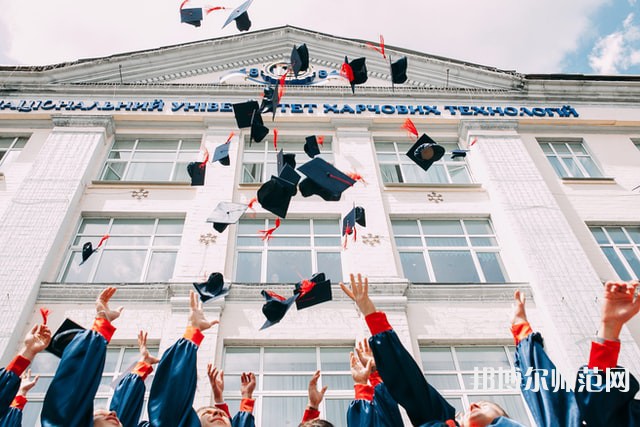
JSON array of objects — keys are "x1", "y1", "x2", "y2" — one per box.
[
  {"x1": 380, "y1": 164, "x2": 402, "y2": 183},
  {"x1": 561, "y1": 157, "x2": 583, "y2": 178},
  {"x1": 157, "y1": 219, "x2": 184, "y2": 234},
  {"x1": 590, "y1": 227, "x2": 608, "y2": 244},
  {"x1": 153, "y1": 236, "x2": 181, "y2": 246},
  {"x1": 553, "y1": 144, "x2": 570, "y2": 154},
  {"x1": 477, "y1": 252, "x2": 507, "y2": 283},
  {"x1": 577, "y1": 157, "x2": 602, "y2": 177},
  {"x1": 425, "y1": 164, "x2": 448, "y2": 183},
  {"x1": 626, "y1": 227, "x2": 640, "y2": 244},
  {"x1": 242, "y1": 163, "x2": 263, "y2": 183},
  {"x1": 449, "y1": 165, "x2": 472, "y2": 183},
  {"x1": 403, "y1": 163, "x2": 429, "y2": 183},
  {"x1": 392, "y1": 220, "x2": 420, "y2": 235},
  {"x1": 607, "y1": 227, "x2": 630, "y2": 244},
  {"x1": 444, "y1": 397, "x2": 464, "y2": 415},
  {"x1": 470, "y1": 237, "x2": 498, "y2": 246},
  {"x1": 425, "y1": 374, "x2": 461, "y2": 390},
  {"x1": 395, "y1": 237, "x2": 422, "y2": 247},
  {"x1": 462, "y1": 373, "x2": 518, "y2": 390},
  {"x1": 146, "y1": 252, "x2": 177, "y2": 281},
  {"x1": 276, "y1": 220, "x2": 310, "y2": 234},
  {"x1": 568, "y1": 143, "x2": 586, "y2": 154},
  {"x1": 94, "y1": 250, "x2": 146, "y2": 282},
  {"x1": 465, "y1": 220, "x2": 493, "y2": 235},
  {"x1": 314, "y1": 220, "x2": 339, "y2": 235},
  {"x1": 620, "y1": 249, "x2": 640, "y2": 277},
  {"x1": 421, "y1": 220, "x2": 463, "y2": 235},
  {"x1": 375, "y1": 142, "x2": 396, "y2": 152},
  {"x1": 237, "y1": 236, "x2": 265, "y2": 246},
  {"x1": 236, "y1": 252, "x2": 262, "y2": 282},
  {"x1": 421, "y1": 347, "x2": 455, "y2": 371},
  {"x1": 125, "y1": 162, "x2": 173, "y2": 181},
  {"x1": 62, "y1": 252, "x2": 94, "y2": 282},
  {"x1": 238, "y1": 219, "x2": 265, "y2": 234},
  {"x1": 79, "y1": 219, "x2": 110, "y2": 235},
  {"x1": 456, "y1": 347, "x2": 511, "y2": 370},
  {"x1": 263, "y1": 375, "x2": 309, "y2": 390},
  {"x1": 104, "y1": 348, "x2": 121, "y2": 372},
  {"x1": 173, "y1": 163, "x2": 191, "y2": 181},
  {"x1": 131, "y1": 151, "x2": 176, "y2": 161},
  {"x1": 268, "y1": 237, "x2": 310, "y2": 246},
  {"x1": 137, "y1": 140, "x2": 178, "y2": 150},
  {"x1": 430, "y1": 251, "x2": 479, "y2": 282},
  {"x1": 315, "y1": 237, "x2": 341, "y2": 247},
  {"x1": 263, "y1": 348, "x2": 315, "y2": 371},
  {"x1": 111, "y1": 219, "x2": 154, "y2": 235},
  {"x1": 224, "y1": 348, "x2": 260, "y2": 372},
  {"x1": 320, "y1": 348, "x2": 351, "y2": 371},
  {"x1": 399, "y1": 252, "x2": 429, "y2": 282},
  {"x1": 325, "y1": 399, "x2": 350, "y2": 427},
  {"x1": 267, "y1": 251, "x2": 311, "y2": 283},
  {"x1": 316, "y1": 252, "x2": 343, "y2": 284},
  {"x1": 30, "y1": 352, "x2": 60, "y2": 373},
  {"x1": 425, "y1": 237, "x2": 467, "y2": 247},
  {"x1": 261, "y1": 396, "x2": 306, "y2": 427},
  {"x1": 108, "y1": 236, "x2": 151, "y2": 246},
  {"x1": 602, "y1": 247, "x2": 632, "y2": 280},
  {"x1": 102, "y1": 162, "x2": 126, "y2": 180},
  {"x1": 547, "y1": 156, "x2": 567, "y2": 177},
  {"x1": 322, "y1": 374, "x2": 352, "y2": 390}
]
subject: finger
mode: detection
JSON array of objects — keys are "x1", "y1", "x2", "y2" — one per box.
[
  {"x1": 363, "y1": 275, "x2": 368, "y2": 296},
  {"x1": 220, "y1": 370, "x2": 224, "y2": 382},
  {"x1": 339, "y1": 283, "x2": 355, "y2": 300},
  {"x1": 364, "y1": 339, "x2": 370, "y2": 353},
  {"x1": 30, "y1": 324, "x2": 38, "y2": 334},
  {"x1": 190, "y1": 290, "x2": 197, "y2": 309},
  {"x1": 365, "y1": 359, "x2": 373, "y2": 374},
  {"x1": 32, "y1": 374, "x2": 39, "y2": 384},
  {"x1": 209, "y1": 320, "x2": 220, "y2": 328},
  {"x1": 320, "y1": 385, "x2": 328, "y2": 396},
  {"x1": 605, "y1": 282, "x2": 616, "y2": 292}
]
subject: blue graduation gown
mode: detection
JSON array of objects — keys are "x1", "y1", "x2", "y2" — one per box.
[
  {"x1": 347, "y1": 382, "x2": 403, "y2": 427},
  {"x1": 110, "y1": 372, "x2": 148, "y2": 427},
  {"x1": 0, "y1": 368, "x2": 21, "y2": 420},
  {"x1": 0, "y1": 408, "x2": 22, "y2": 427},
  {"x1": 514, "y1": 332, "x2": 581, "y2": 427}
]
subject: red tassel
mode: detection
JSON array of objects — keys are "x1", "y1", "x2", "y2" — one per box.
[
  {"x1": 259, "y1": 218, "x2": 281, "y2": 241},
  {"x1": 273, "y1": 129, "x2": 278, "y2": 151},
  {"x1": 401, "y1": 118, "x2": 418, "y2": 138},
  {"x1": 298, "y1": 279, "x2": 315, "y2": 298},
  {"x1": 366, "y1": 35, "x2": 386, "y2": 59},
  {"x1": 347, "y1": 172, "x2": 367, "y2": 185},
  {"x1": 340, "y1": 62, "x2": 354, "y2": 82},
  {"x1": 317, "y1": 136, "x2": 325, "y2": 146},
  {"x1": 40, "y1": 308, "x2": 50, "y2": 325},
  {"x1": 278, "y1": 73, "x2": 286, "y2": 100},
  {"x1": 247, "y1": 197, "x2": 257, "y2": 218},
  {"x1": 266, "y1": 291, "x2": 286, "y2": 301},
  {"x1": 470, "y1": 137, "x2": 478, "y2": 147},
  {"x1": 179, "y1": 0, "x2": 190, "y2": 9},
  {"x1": 205, "y1": 6, "x2": 226, "y2": 14},
  {"x1": 97, "y1": 234, "x2": 110, "y2": 249},
  {"x1": 225, "y1": 131, "x2": 235, "y2": 144},
  {"x1": 328, "y1": 173, "x2": 354, "y2": 187},
  {"x1": 200, "y1": 148, "x2": 209, "y2": 169}
]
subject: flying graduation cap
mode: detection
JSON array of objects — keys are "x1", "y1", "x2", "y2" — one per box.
[
  {"x1": 257, "y1": 175, "x2": 296, "y2": 218},
  {"x1": 390, "y1": 56, "x2": 408, "y2": 85},
  {"x1": 207, "y1": 201, "x2": 248, "y2": 233},
  {"x1": 193, "y1": 272, "x2": 229, "y2": 303},
  {"x1": 298, "y1": 158, "x2": 356, "y2": 201},
  {"x1": 180, "y1": 6, "x2": 203, "y2": 27},
  {"x1": 290, "y1": 44, "x2": 309, "y2": 77},
  {"x1": 303, "y1": 135, "x2": 324, "y2": 158},
  {"x1": 187, "y1": 161, "x2": 206, "y2": 185},
  {"x1": 277, "y1": 149, "x2": 301, "y2": 191},
  {"x1": 260, "y1": 85, "x2": 279, "y2": 121},
  {"x1": 342, "y1": 206, "x2": 366, "y2": 248},
  {"x1": 46, "y1": 318, "x2": 86, "y2": 358},
  {"x1": 232, "y1": 101, "x2": 269, "y2": 144},
  {"x1": 80, "y1": 234, "x2": 110, "y2": 265},
  {"x1": 212, "y1": 143, "x2": 231, "y2": 166},
  {"x1": 451, "y1": 149, "x2": 469, "y2": 159},
  {"x1": 260, "y1": 290, "x2": 297, "y2": 330},
  {"x1": 406, "y1": 134, "x2": 446, "y2": 172},
  {"x1": 294, "y1": 273, "x2": 332, "y2": 310},
  {"x1": 341, "y1": 56, "x2": 368, "y2": 94},
  {"x1": 222, "y1": 0, "x2": 254, "y2": 32}
]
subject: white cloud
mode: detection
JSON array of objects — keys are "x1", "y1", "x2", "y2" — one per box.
[
  {"x1": 0, "y1": 0, "x2": 608, "y2": 73},
  {"x1": 589, "y1": 12, "x2": 640, "y2": 73}
]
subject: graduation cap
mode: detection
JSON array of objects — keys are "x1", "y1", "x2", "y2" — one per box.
[
  {"x1": 277, "y1": 150, "x2": 301, "y2": 190},
  {"x1": 207, "y1": 201, "x2": 248, "y2": 233},
  {"x1": 290, "y1": 44, "x2": 309, "y2": 77},
  {"x1": 46, "y1": 318, "x2": 85, "y2": 358},
  {"x1": 303, "y1": 135, "x2": 323, "y2": 158},
  {"x1": 342, "y1": 206, "x2": 366, "y2": 237},
  {"x1": 298, "y1": 158, "x2": 356, "y2": 201},
  {"x1": 222, "y1": 0, "x2": 253, "y2": 32},
  {"x1": 406, "y1": 134, "x2": 446, "y2": 172},
  {"x1": 277, "y1": 149, "x2": 296, "y2": 171},
  {"x1": 294, "y1": 273, "x2": 332, "y2": 310},
  {"x1": 390, "y1": 56, "x2": 408, "y2": 85},
  {"x1": 193, "y1": 272, "x2": 229, "y2": 303},
  {"x1": 80, "y1": 235, "x2": 109, "y2": 266},
  {"x1": 341, "y1": 56, "x2": 368, "y2": 94},
  {"x1": 260, "y1": 290, "x2": 297, "y2": 330},
  {"x1": 257, "y1": 176, "x2": 296, "y2": 218},
  {"x1": 187, "y1": 161, "x2": 206, "y2": 185},
  {"x1": 232, "y1": 101, "x2": 269, "y2": 143},
  {"x1": 212, "y1": 143, "x2": 231, "y2": 166},
  {"x1": 180, "y1": 7, "x2": 203, "y2": 27},
  {"x1": 260, "y1": 85, "x2": 279, "y2": 120},
  {"x1": 451, "y1": 149, "x2": 469, "y2": 159}
]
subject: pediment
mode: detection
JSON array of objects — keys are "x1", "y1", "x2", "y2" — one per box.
[{"x1": 2, "y1": 26, "x2": 525, "y2": 92}]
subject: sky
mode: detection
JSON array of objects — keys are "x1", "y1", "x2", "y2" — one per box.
[{"x1": 0, "y1": 0, "x2": 638, "y2": 75}]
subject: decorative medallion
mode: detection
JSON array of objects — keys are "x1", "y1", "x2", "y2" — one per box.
[
  {"x1": 131, "y1": 189, "x2": 149, "y2": 200},
  {"x1": 199, "y1": 233, "x2": 217, "y2": 245},
  {"x1": 361, "y1": 233, "x2": 381, "y2": 247},
  {"x1": 427, "y1": 191, "x2": 444, "y2": 203}
]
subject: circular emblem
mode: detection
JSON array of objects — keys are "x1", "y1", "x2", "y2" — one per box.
[{"x1": 262, "y1": 61, "x2": 315, "y2": 84}]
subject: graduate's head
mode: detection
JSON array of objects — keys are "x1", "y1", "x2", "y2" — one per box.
[
  {"x1": 459, "y1": 400, "x2": 509, "y2": 427},
  {"x1": 298, "y1": 420, "x2": 334, "y2": 427},
  {"x1": 197, "y1": 406, "x2": 232, "y2": 427},
  {"x1": 93, "y1": 409, "x2": 122, "y2": 427}
]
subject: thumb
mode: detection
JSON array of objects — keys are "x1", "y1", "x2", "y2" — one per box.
[{"x1": 320, "y1": 385, "x2": 328, "y2": 396}]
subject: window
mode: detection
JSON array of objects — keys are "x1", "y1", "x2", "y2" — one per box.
[
  {"x1": 633, "y1": 139, "x2": 640, "y2": 151},
  {"x1": 100, "y1": 138, "x2": 201, "y2": 182},
  {"x1": 0, "y1": 136, "x2": 27, "y2": 170},
  {"x1": 235, "y1": 218, "x2": 343, "y2": 283},
  {"x1": 61, "y1": 218, "x2": 184, "y2": 283},
  {"x1": 392, "y1": 219, "x2": 507, "y2": 283},
  {"x1": 222, "y1": 346, "x2": 352, "y2": 427},
  {"x1": 590, "y1": 225, "x2": 640, "y2": 280},
  {"x1": 241, "y1": 138, "x2": 334, "y2": 184},
  {"x1": 539, "y1": 140, "x2": 602, "y2": 178},
  {"x1": 375, "y1": 140, "x2": 472, "y2": 184},
  {"x1": 420, "y1": 345, "x2": 532, "y2": 426},
  {"x1": 24, "y1": 343, "x2": 158, "y2": 426}
]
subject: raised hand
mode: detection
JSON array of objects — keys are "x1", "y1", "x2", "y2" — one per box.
[
  {"x1": 511, "y1": 290, "x2": 528, "y2": 325},
  {"x1": 95, "y1": 287, "x2": 123, "y2": 322},
  {"x1": 355, "y1": 339, "x2": 376, "y2": 372},
  {"x1": 240, "y1": 372, "x2": 256, "y2": 399},
  {"x1": 307, "y1": 370, "x2": 328, "y2": 410},
  {"x1": 599, "y1": 281, "x2": 640, "y2": 341},
  {"x1": 339, "y1": 273, "x2": 376, "y2": 316},
  {"x1": 138, "y1": 331, "x2": 160, "y2": 365},
  {"x1": 17, "y1": 369, "x2": 39, "y2": 397},
  {"x1": 189, "y1": 290, "x2": 219, "y2": 331},
  {"x1": 350, "y1": 351, "x2": 373, "y2": 385},
  {"x1": 207, "y1": 364, "x2": 225, "y2": 403},
  {"x1": 22, "y1": 324, "x2": 52, "y2": 360}
]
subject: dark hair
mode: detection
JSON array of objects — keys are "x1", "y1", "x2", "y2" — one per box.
[{"x1": 298, "y1": 420, "x2": 335, "y2": 427}]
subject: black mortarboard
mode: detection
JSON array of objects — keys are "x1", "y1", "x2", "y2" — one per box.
[
  {"x1": 81, "y1": 242, "x2": 95, "y2": 265},
  {"x1": 207, "y1": 201, "x2": 248, "y2": 233},
  {"x1": 222, "y1": 0, "x2": 253, "y2": 32},
  {"x1": 193, "y1": 272, "x2": 229, "y2": 303},
  {"x1": 451, "y1": 149, "x2": 469, "y2": 159},
  {"x1": 213, "y1": 143, "x2": 231, "y2": 166},
  {"x1": 298, "y1": 158, "x2": 355, "y2": 201},
  {"x1": 180, "y1": 8, "x2": 203, "y2": 27},
  {"x1": 304, "y1": 136, "x2": 321, "y2": 158},
  {"x1": 260, "y1": 85, "x2": 279, "y2": 120},
  {"x1": 260, "y1": 290, "x2": 297, "y2": 330},
  {"x1": 46, "y1": 318, "x2": 85, "y2": 358},
  {"x1": 233, "y1": 101, "x2": 260, "y2": 129},
  {"x1": 294, "y1": 273, "x2": 332, "y2": 310},
  {"x1": 257, "y1": 176, "x2": 296, "y2": 218},
  {"x1": 277, "y1": 149, "x2": 296, "y2": 171},
  {"x1": 290, "y1": 44, "x2": 309, "y2": 77},
  {"x1": 343, "y1": 56, "x2": 368, "y2": 93},
  {"x1": 406, "y1": 134, "x2": 446, "y2": 172},
  {"x1": 390, "y1": 56, "x2": 408, "y2": 84},
  {"x1": 187, "y1": 161, "x2": 206, "y2": 185},
  {"x1": 277, "y1": 150, "x2": 301, "y2": 191},
  {"x1": 342, "y1": 206, "x2": 366, "y2": 237}
]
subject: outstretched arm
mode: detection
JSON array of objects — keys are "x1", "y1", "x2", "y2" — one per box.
[{"x1": 301, "y1": 370, "x2": 327, "y2": 423}]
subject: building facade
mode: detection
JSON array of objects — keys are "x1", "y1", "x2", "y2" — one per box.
[{"x1": 1, "y1": 26, "x2": 639, "y2": 426}]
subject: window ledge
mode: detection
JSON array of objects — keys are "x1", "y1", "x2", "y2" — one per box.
[
  {"x1": 239, "y1": 183, "x2": 261, "y2": 189},
  {"x1": 384, "y1": 183, "x2": 483, "y2": 191},
  {"x1": 561, "y1": 177, "x2": 616, "y2": 184},
  {"x1": 89, "y1": 180, "x2": 192, "y2": 189},
  {"x1": 406, "y1": 282, "x2": 532, "y2": 302}
]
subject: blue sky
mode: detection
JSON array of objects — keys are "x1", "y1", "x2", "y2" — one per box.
[{"x1": 0, "y1": 0, "x2": 638, "y2": 75}]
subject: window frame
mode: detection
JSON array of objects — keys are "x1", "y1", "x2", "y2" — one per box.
[
  {"x1": 0, "y1": 136, "x2": 28, "y2": 169},
  {"x1": 590, "y1": 225, "x2": 640, "y2": 281},
  {"x1": 539, "y1": 139, "x2": 603, "y2": 179},
  {"x1": 99, "y1": 137, "x2": 202, "y2": 183}
]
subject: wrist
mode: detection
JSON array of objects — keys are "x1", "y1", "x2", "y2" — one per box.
[
  {"x1": 214, "y1": 397, "x2": 225, "y2": 404},
  {"x1": 307, "y1": 402, "x2": 318, "y2": 410},
  {"x1": 241, "y1": 393, "x2": 253, "y2": 400},
  {"x1": 19, "y1": 347, "x2": 37, "y2": 361},
  {"x1": 598, "y1": 322, "x2": 623, "y2": 341}
]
